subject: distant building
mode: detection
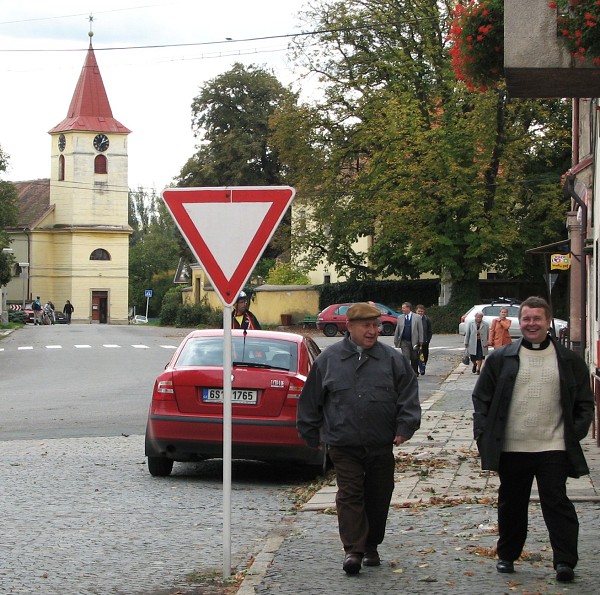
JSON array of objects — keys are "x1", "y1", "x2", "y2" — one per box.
[{"x1": 4, "y1": 35, "x2": 132, "y2": 323}]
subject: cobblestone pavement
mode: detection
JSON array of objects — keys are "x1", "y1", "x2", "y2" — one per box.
[
  {"x1": 238, "y1": 362, "x2": 600, "y2": 595},
  {"x1": 0, "y1": 436, "x2": 303, "y2": 594}
]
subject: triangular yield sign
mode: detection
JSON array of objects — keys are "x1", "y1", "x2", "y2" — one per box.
[{"x1": 162, "y1": 186, "x2": 295, "y2": 305}]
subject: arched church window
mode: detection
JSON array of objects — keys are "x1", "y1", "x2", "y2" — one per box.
[
  {"x1": 90, "y1": 248, "x2": 111, "y2": 261},
  {"x1": 58, "y1": 155, "x2": 65, "y2": 181},
  {"x1": 94, "y1": 154, "x2": 107, "y2": 174}
]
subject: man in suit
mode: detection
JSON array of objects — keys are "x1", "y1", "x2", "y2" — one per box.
[
  {"x1": 416, "y1": 304, "x2": 433, "y2": 375},
  {"x1": 393, "y1": 302, "x2": 423, "y2": 375}
]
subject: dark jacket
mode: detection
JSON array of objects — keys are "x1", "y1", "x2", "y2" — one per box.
[
  {"x1": 421, "y1": 315, "x2": 433, "y2": 344},
  {"x1": 297, "y1": 336, "x2": 421, "y2": 448},
  {"x1": 231, "y1": 310, "x2": 260, "y2": 330},
  {"x1": 472, "y1": 337, "x2": 594, "y2": 478}
]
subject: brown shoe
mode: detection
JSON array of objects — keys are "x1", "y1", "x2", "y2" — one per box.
[
  {"x1": 343, "y1": 553, "x2": 362, "y2": 574},
  {"x1": 363, "y1": 550, "x2": 381, "y2": 566}
]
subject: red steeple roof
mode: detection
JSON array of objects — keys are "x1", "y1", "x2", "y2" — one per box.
[{"x1": 49, "y1": 40, "x2": 131, "y2": 134}]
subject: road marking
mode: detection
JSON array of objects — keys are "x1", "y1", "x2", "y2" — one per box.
[
  {"x1": 160, "y1": 345, "x2": 177, "y2": 349},
  {"x1": 75, "y1": 344, "x2": 92, "y2": 348},
  {"x1": 131, "y1": 344, "x2": 150, "y2": 349},
  {"x1": 18, "y1": 346, "x2": 33, "y2": 350},
  {"x1": 429, "y1": 346, "x2": 464, "y2": 351},
  {"x1": 45, "y1": 345, "x2": 62, "y2": 349},
  {"x1": 102, "y1": 344, "x2": 121, "y2": 348}
]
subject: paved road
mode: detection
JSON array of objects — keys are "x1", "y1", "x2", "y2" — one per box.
[
  {"x1": 0, "y1": 325, "x2": 464, "y2": 593},
  {"x1": 0, "y1": 324, "x2": 189, "y2": 439}
]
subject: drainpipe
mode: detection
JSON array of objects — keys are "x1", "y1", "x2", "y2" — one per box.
[
  {"x1": 573, "y1": 100, "x2": 580, "y2": 166},
  {"x1": 563, "y1": 175, "x2": 587, "y2": 356},
  {"x1": 25, "y1": 229, "x2": 32, "y2": 303}
]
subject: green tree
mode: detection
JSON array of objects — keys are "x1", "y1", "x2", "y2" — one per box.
[
  {"x1": 177, "y1": 63, "x2": 295, "y2": 187},
  {"x1": 128, "y1": 187, "x2": 181, "y2": 316},
  {"x1": 176, "y1": 63, "x2": 296, "y2": 264},
  {"x1": 274, "y1": 0, "x2": 571, "y2": 303},
  {"x1": 1, "y1": 146, "x2": 18, "y2": 285},
  {"x1": 266, "y1": 261, "x2": 311, "y2": 285}
]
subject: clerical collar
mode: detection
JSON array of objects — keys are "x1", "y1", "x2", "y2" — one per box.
[{"x1": 521, "y1": 336, "x2": 551, "y2": 350}]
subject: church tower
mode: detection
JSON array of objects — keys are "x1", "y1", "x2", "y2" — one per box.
[{"x1": 46, "y1": 31, "x2": 132, "y2": 323}]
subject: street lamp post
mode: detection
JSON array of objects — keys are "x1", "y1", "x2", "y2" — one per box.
[{"x1": 19, "y1": 262, "x2": 29, "y2": 309}]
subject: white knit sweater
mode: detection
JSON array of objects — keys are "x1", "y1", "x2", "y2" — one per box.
[{"x1": 502, "y1": 344, "x2": 565, "y2": 453}]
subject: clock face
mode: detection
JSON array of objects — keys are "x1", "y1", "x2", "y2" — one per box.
[
  {"x1": 93, "y1": 133, "x2": 110, "y2": 152},
  {"x1": 58, "y1": 134, "x2": 66, "y2": 152}
]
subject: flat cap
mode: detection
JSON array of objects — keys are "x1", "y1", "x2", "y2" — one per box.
[{"x1": 346, "y1": 302, "x2": 381, "y2": 320}]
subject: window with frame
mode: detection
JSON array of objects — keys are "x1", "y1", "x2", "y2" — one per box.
[
  {"x1": 58, "y1": 155, "x2": 65, "y2": 181},
  {"x1": 94, "y1": 154, "x2": 107, "y2": 174},
  {"x1": 90, "y1": 248, "x2": 111, "y2": 261}
]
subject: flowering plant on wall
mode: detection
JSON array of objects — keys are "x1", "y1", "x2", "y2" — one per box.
[
  {"x1": 448, "y1": 0, "x2": 504, "y2": 92},
  {"x1": 551, "y1": 1, "x2": 600, "y2": 65}
]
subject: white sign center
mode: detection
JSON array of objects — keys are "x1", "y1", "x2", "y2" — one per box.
[{"x1": 183, "y1": 202, "x2": 271, "y2": 279}]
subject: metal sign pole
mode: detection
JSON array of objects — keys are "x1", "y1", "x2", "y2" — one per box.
[{"x1": 222, "y1": 305, "x2": 232, "y2": 577}]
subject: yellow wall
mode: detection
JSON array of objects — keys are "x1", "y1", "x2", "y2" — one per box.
[
  {"x1": 50, "y1": 132, "x2": 129, "y2": 227},
  {"x1": 5, "y1": 227, "x2": 130, "y2": 323},
  {"x1": 184, "y1": 267, "x2": 320, "y2": 326}
]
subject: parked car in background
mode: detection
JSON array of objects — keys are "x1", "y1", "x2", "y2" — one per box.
[
  {"x1": 54, "y1": 311, "x2": 67, "y2": 324},
  {"x1": 145, "y1": 329, "x2": 324, "y2": 476},
  {"x1": 458, "y1": 298, "x2": 568, "y2": 338},
  {"x1": 316, "y1": 302, "x2": 398, "y2": 337},
  {"x1": 23, "y1": 303, "x2": 35, "y2": 323}
]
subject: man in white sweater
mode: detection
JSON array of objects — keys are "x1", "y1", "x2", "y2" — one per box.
[{"x1": 472, "y1": 296, "x2": 594, "y2": 583}]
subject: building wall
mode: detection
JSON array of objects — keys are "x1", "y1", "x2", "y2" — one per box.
[
  {"x1": 50, "y1": 132, "x2": 129, "y2": 227},
  {"x1": 184, "y1": 267, "x2": 320, "y2": 326}
]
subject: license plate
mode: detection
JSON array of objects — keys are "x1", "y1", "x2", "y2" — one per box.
[{"x1": 202, "y1": 388, "x2": 258, "y2": 404}]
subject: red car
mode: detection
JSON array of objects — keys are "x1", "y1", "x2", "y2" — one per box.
[
  {"x1": 145, "y1": 329, "x2": 324, "y2": 476},
  {"x1": 316, "y1": 303, "x2": 398, "y2": 337}
]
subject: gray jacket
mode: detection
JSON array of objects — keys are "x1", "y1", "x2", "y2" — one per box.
[
  {"x1": 297, "y1": 336, "x2": 421, "y2": 448},
  {"x1": 464, "y1": 320, "x2": 490, "y2": 357},
  {"x1": 472, "y1": 337, "x2": 594, "y2": 478},
  {"x1": 393, "y1": 313, "x2": 424, "y2": 348}
]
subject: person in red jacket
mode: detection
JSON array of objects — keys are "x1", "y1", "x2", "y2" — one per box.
[
  {"x1": 490, "y1": 307, "x2": 512, "y2": 348},
  {"x1": 231, "y1": 291, "x2": 260, "y2": 330}
]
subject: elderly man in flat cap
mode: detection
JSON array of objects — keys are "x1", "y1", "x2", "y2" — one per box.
[{"x1": 297, "y1": 302, "x2": 421, "y2": 575}]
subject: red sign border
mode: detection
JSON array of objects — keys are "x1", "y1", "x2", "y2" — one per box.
[{"x1": 162, "y1": 187, "x2": 295, "y2": 305}]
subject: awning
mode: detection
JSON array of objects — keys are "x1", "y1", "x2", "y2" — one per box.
[{"x1": 526, "y1": 240, "x2": 570, "y2": 255}]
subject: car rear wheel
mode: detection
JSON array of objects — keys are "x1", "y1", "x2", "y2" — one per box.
[
  {"x1": 323, "y1": 323, "x2": 338, "y2": 337},
  {"x1": 381, "y1": 322, "x2": 394, "y2": 336},
  {"x1": 147, "y1": 456, "x2": 174, "y2": 477}
]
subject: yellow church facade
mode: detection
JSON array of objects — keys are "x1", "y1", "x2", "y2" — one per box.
[{"x1": 4, "y1": 38, "x2": 132, "y2": 323}]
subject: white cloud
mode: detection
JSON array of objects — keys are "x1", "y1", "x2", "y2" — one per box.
[{"x1": 0, "y1": 0, "x2": 310, "y2": 191}]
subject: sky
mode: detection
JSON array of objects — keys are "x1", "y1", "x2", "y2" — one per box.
[{"x1": 0, "y1": 0, "x2": 314, "y2": 193}]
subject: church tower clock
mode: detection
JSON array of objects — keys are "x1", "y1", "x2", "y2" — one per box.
[{"x1": 47, "y1": 31, "x2": 132, "y2": 324}]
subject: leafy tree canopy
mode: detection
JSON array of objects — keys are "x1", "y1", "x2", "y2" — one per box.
[
  {"x1": 128, "y1": 187, "x2": 182, "y2": 316},
  {"x1": 176, "y1": 63, "x2": 296, "y2": 188},
  {"x1": 175, "y1": 63, "x2": 298, "y2": 266},
  {"x1": 0, "y1": 145, "x2": 18, "y2": 285},
  {"x1": 273, "y1": 0, "x2": 571, "y2": 302}
]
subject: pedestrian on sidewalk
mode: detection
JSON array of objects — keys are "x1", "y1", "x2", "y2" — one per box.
[
  {"x1": 472, "y1": 296, "x2": 594, "y2": 583},
  {"x1": 464, "y1": 311, "x2": 489, "y2": 374},
  {"x1": 297, "y1": 302, "x2": 421, "y2": 575},
  {"x1": 393, "y1": 301, "x2": 423, "y2": 375},
  {"x1": 416, "y1": 304, "x2": 432, "y2": 375},
  {"x1": 63, "y1": 300, "x2": 74, "y2": 324},
  {"x1": 489, "y1": 306, "x2": 512, "y2": 347}
]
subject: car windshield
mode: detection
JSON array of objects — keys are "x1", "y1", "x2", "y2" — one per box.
[
  {"x1": 175, "y1": 337, "x2": 299, "y2": 372},
  {"x1": 482, "y1": 306, "x2": 520, "y2": 317}
]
